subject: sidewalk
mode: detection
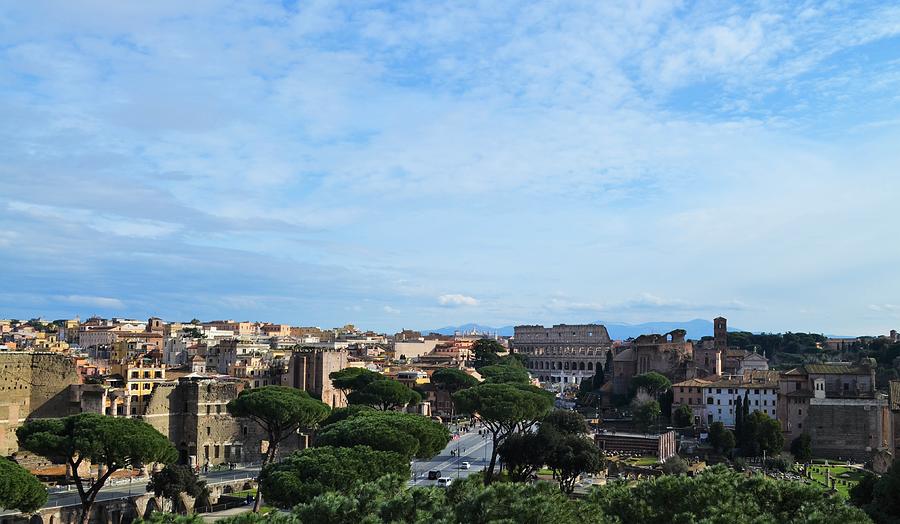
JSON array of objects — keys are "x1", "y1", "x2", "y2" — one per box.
[{"x1": 200, "y1": 506, "x2": 253, "y2": 523}]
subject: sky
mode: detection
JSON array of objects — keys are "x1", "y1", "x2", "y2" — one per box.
[{"x1": 1, "y1": 1, "x2": 899, "y2": 335}]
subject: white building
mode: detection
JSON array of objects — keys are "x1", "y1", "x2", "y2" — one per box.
[{"x1": 703, "y1": 370, "x2": 779, "y2": 427}]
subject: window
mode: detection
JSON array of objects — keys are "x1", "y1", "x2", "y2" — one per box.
[
  {"x1": 204, "y1": 445, "x2": 209, "y2": 459},
  {"x1": 763, "y1": 400, "x2": 768, "y2": 406},
  {"x1": 143, "y1": 371, "x2": 150, "y2": 378},
  {"x1": 680, "y1": 387, "x2": 684, "y2": 393},
  {"x1": 130, "y1": 384, "x2": 138, "y2": 390},
  {"x1": 707, "y1": 397, "x2": 713, "y2": 405},
  {"x1": 717, "y1": 399, "x2": 721, "y2": 405},
  {"x1": 798, "y1": 409, "x2": 802, "y2": 416},
  {"x1": 206, "y1": 405, "x2": 210, "y2": 415},
  {"x1": 688, "y1": 398, "x2": 693, "y2": 405},
  {"x1": 716, "y1": 389, "x2": 721, "y2": 394},
  {"x1": 131, "y1": 371, "x2": 139, "y2": 378},
  {"x1": 729, "y1": 409, "x2": 732, "y2": 414},
  {"x1": 214, "y1": 445, "x2": 220, "y2": 459},
  {"x1": 206, "y1": 427, "x2": 211, "y2": 436},
  {"x1": 154, "y1": 371, "x2": 162, "y2": 378},
  {"x1": 798, "y1": 423, "x2": 802, "y2": 429},
  {"x1": 216, "y1": 405, "x2": 221, "y2": 414}
]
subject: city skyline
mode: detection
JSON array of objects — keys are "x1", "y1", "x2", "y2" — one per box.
[{"x1": 1, "y1": 2, "x2": 899, "y2": 334}]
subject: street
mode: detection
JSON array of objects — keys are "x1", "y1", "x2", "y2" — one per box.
[{"x1": 410, "y1": 424, "x2": 495, "y2": 487}]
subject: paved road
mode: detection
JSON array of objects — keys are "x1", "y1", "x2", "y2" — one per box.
[
  {"x1": 410, "y1": 424, "x2": 494, "y2": 487},
  {"x1": 27, "y1": 466, "x2": 260, "y2": 512}
]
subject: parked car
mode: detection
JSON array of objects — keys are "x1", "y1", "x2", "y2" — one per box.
[
  {"x1": 436, "y1": 477, "x2": 453, "y2": 488},
  {"x1": 427, "y1": 470, "x2": 441, "y2": 480}
]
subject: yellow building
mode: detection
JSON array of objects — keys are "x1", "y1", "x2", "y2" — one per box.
[{"x1": 111, "y1": 360, "x2": 167, "y2": 416}]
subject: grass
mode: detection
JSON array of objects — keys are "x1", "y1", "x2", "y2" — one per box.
[
  {"x1": 230, "y1": 489, "x2": 257, "y2": 498},
  {"x1": 624, "y1": 456, "x2": 659, "y2": 467},
  {"x1": 802, "y1": 465, "x2": 866, "y2": 498}
]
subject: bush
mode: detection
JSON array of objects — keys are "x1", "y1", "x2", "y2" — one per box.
[
  {"x1": 765, "y1": 453, "x2": 794, "y2": 472},
  {"x1": 661, "y1": 455, "x2": 688, "y2": 475}
]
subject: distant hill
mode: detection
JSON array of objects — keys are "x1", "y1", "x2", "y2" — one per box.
[{"x1": 422, "y1": 319, "x2": 731, "y2": 340}]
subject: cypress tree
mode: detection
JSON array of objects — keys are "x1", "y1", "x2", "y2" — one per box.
[{"x1": 734, "y1": 394, "x2": 743, "y2": 445}]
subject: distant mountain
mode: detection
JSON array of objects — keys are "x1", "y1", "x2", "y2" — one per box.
[{"x1": 422, "y1": 319, "x2": 734, "y2": 340}]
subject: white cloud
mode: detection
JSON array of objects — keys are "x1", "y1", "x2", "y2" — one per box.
[
  {"x1": 56, "y1": 295, "x2": 125, "y2": 309},
  {"x1": 383, "y1": 305, "x2": 400, "y2": 314},
  {"x1": 438, "y1": 294, "x2": 480, "y2": 307},
  {"x1": 7, "y1": 201, "x2": 181, "y2": 239}
]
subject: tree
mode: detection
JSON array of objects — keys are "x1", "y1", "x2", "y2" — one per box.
[
  {"x1": 849, "y1": 472, "x2": 877, "y2": 509},
  {"x1": 430, "y1": 368, "x2": 478, "y2": 392},
  {"x1": 661, "y1": 455, "x2": 688, "y2": 475},
  {"x1": 479, "y1": 364, "x2": 530, "y2": 384},
  {"x1": 734, "y1": 395, "x2": 744, "y2": 443},
  {"x1": 708, "y1": 421, "x2": 726, "y2": 452},
  {"x1": 631, "y1": 399, "x2": 660, "y2": 432},
  {"x1": 673, "y1": 405, "x2": 693, "y2": 428},
  {"x1": 719, "y1": 429, "x2": 736, "y2": 454},
  {"x1": 544, "y1": 432, "x2": 604, "y2": 493},
  {"x1": 867, "y1": 458, "x2": 900, "y2": 523},
  {"x1": 742, "y1": 410, "x2": 783, "y2": 456},
  {"x1": 315, "y1": 411, "x2": 450, "y2": 459},
  {"x1": 347, "y1": 379, "x2": 421, "y2": 410},
  {"x1": 0, "y1": 457, "x2": 47, "y2": 513},
  {"x1": 329, "y1": 368, "x2": 383, "y2": 396},
  {"x1": 471, "y1": 339, "x2": 505, "y2": 370},
  {"x1": 630, "y1": 372, "x2": 671, "y2": 399},
  {"x1": 543, "y1": 409, "x2": 589, "y2": 435},
  {"x1": 320, "y1": 404, "x2": 375, "y2": 427},
  {"x1": 16, "y1": 414, "x2": 177, "y2": 524},
  {"x1": 592, "y1": 365, "x2": 606, "y2": 390},
  {"x1": 147, "y1": 464, "x2": 208, "y2": 514},
  {"x1": 453, "y1": 383, "x2": 554, "y2": 484},
  {"x1": 580, "y1": 464, "x2": 869, "y2": 523},
  {"x1": 497, "y1": 432, "x2": 548, "y2": 482},
  {"x1": 790, "y1": 433, "x2": 812, "y2": 463},
  {"x1": 227, "y1": 386, "x2": 330, "y2": 511},
  {"x1": 259, "y1": 446, "x2": 409, "y2": 508}
]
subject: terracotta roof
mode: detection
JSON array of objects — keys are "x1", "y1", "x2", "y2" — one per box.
[
  {"x1": 673, "y1": 378, "x2": 712, "y2": 387},
  {"x1": 803, "y1": 363, "x2": 870, "y2": 375}
]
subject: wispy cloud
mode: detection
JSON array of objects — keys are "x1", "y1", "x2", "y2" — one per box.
[
  {"x1": 438, "y1": 294, "x2": 480, "y2": 307},
  {"x1": 56, "y1": 295, "x2": 125, "y2": 309},
  {"x1": 0, "y1": 1, "x2": 898, "y2": 334}
]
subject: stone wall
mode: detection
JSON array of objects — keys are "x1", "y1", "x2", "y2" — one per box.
[
  {"x1": 141, "y1": 378, "x2": 297, "y2": 467},
  {"x1": 0, "y1": 352, "x2": 82, "y2": 455},
  {"x1": 807, "y1": 398, "x2": 892, "y2": 462}
]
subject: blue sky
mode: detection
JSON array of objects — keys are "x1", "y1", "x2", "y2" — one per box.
[{"x1": 1, "y1": 1, "x2": 899, "y2": 335}]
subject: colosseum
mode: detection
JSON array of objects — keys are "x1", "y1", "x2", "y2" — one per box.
[{"x1": 512, "y1": 324, "x2": 612, "y2": 385}]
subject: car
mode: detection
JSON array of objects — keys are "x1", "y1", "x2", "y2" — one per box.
[
  {"x1": 427, "y1": 470, "x2": 441, "y2": 480},
  {"x1": 436, "y1": 477, "x2": 453, "y2": 488},
  {"x1": 461, "y1": 461, "x2": 471, "y2": 470}
]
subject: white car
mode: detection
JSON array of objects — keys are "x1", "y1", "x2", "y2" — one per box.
[
  {"x1": 461, "y1": 461, "x2": 471, "y2": 470},
  {"x1": 436, "y1": 477, "x2": 454, "y2": 488}
]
